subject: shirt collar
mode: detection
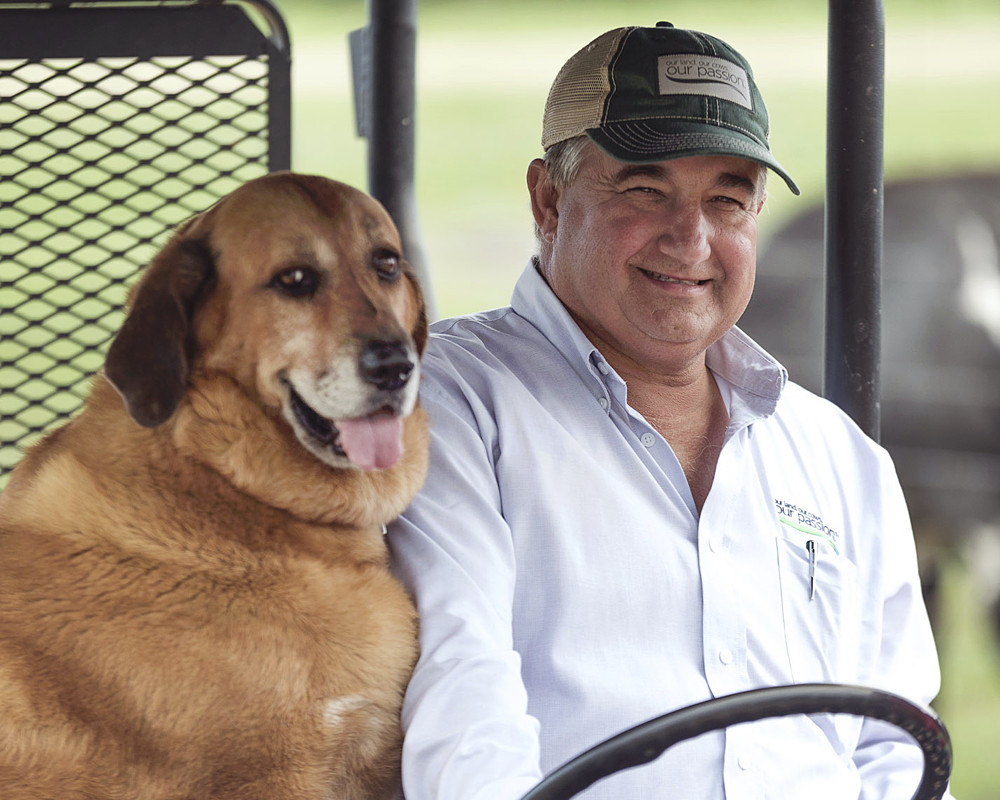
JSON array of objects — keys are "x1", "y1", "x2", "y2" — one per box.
[
  {"x1": 511, "y1": 260, "x2": 622, "y2": 394},
  {"x1": 509, "y1": 259, "x2": 788, "y2": 420}
]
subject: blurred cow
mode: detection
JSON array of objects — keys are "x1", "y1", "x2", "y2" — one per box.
[{"x1": 741, "y1": 172, "x2": 1000, "y2": 648}]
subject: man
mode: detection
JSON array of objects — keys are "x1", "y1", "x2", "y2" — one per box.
[{"x1": 389, "y1": 23, "x2": 950, "y2": 799}]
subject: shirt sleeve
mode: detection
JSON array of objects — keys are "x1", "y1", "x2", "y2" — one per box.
[
  {"x1": 387, "y1": 374, "x2": 544, "y2": 800},
  {"x1": 853, "y1": 447, "x2": 955, "y2": 800}
]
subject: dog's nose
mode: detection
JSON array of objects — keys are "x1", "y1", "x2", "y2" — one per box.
[{"x1": 360, "y1": 339, "x2": 415, "y2": 392}]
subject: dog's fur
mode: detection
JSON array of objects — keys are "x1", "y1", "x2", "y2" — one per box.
[{"x1": 0, "y1": 173, "x2": 429, "y2": 799}]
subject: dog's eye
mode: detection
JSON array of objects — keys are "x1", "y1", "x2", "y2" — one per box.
[
  {"x1": 271, "y1": 266, "x2": 319, "y2": 297},
  {"x1": 372, "y1": 250, "x2": 401, "y2": 282}
]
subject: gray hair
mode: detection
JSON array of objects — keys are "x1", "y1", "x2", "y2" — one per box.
[
  {"x1": 543, "y1": 135, "x2": 592, "y2": 190},
  {"x1": 533, "y1": 136, "x2": 590, "y2": 245}
]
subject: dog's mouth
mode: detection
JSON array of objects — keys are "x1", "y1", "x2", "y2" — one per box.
[
  {"x1": 288, "y1": 386, "x2": 404, "y2": 471},
  {"x1": 289, "y1": 387, "x2": 341, "y2": 449}
]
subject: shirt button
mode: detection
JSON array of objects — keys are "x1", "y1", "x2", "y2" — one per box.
[
  {"x1": 640, "y1": 432, "x2": 655, "y2": 447},
  {"x1": 596, "y1": 361, "x2": 609, "y2": 375},
  {"x1": 598, "y1": 397, "x2": 609, "y2": 410},
  {"x1": 738, "y1": 754, "x2": 753, "y2": 770},
  {"x1": 719, "y1": 648, "x2": 734, "y2": 665},
  {"x1": 708, "y1": 536, "x2": 720, "y2": 553}
]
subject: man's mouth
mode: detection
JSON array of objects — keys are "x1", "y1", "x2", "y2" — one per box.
[{"x1": 639, "y1": 267, "x2": 706, "y2": 286}]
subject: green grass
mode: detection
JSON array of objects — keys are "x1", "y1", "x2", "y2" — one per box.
[{"x1": 936, "y1": 559, "x2": 1000, "y2": 798}]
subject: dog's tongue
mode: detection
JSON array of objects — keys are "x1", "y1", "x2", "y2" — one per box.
[{"x1": 335, "y1": 414, "x2": 404, "y2": 471}]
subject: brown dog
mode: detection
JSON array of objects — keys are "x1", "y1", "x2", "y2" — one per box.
[{"x1": 0, "y1": 173, "x2": 429, "y2": 799}]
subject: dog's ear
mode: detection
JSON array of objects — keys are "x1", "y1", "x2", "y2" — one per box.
[
  {"x1": 412, "y1": 296, "x2": 429, "y2": 358},
  {"x1": 405, "y1": 264, "x2": 429, "y2": 357},
  {"x1": 105, "y1": 235, "x2": 215, "y2": 427}
]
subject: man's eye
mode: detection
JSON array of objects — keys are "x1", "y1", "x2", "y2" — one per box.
[
  {"x1": 373, "y1": 249, "x2": 402, "y2": 282},
  {"x1": 270, "y1": 266, "x2": 320, "y2": 297},
  {"x1": 714, "y1": 195, "x2": 746, "y2": 208}
]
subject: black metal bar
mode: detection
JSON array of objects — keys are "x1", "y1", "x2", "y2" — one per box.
[
  {"x1": 238, "y1": 0, "x2": 291, "y2": 54},
  {"x1": 0, "y1": 5, "x2": 272, "y2": 58},
  {"x1": 363, "y1": 0, "x2": 435, "y2": 317},
  {"x1": 246, "y1": 0, "x2": 293, "y2": 172},
  {"x1": 824, "y1": 0, "x2": 885, "y2": 441}
]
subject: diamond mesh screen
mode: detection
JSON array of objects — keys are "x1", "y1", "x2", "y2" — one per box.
[{"x1": 1, "y1": 53, "x2": 273, "y2": 485}]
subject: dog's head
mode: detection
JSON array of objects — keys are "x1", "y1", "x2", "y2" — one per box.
[{"x1": 105, "y1": 172, "x2": 427, "y2": 473}]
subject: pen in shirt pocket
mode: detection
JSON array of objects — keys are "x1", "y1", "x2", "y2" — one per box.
[{"x1": 806, "y1": 539, "x2": 818, "y2": 601}]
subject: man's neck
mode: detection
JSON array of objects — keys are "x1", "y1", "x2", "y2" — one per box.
[{"x1": 623, "y1": 362, "x2": 730, "y2": 514}]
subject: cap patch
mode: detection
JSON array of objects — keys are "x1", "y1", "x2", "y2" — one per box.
[{"x1": 658, "y1": 54, "x2": 752, "y2": 110}]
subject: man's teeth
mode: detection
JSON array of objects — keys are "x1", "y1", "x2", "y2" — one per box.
[{"x1": 643, "y1": 269, "x2": 702, "y2": 286}]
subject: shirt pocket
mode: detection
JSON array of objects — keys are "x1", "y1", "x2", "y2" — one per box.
[{"x1": 776, "y1": 533, "x2": 862, "y2": 684}]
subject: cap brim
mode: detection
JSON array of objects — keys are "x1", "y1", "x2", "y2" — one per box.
[{"x1": 587, "y1": 122, "x2": 801, "y2": 196}]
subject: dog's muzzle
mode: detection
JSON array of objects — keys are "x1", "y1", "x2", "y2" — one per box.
[
  {"x1": 359, "y1": 339, "x2": 415, "y2": 393},
  {"x1": 284, "y1": 338, "x2": 420, "y2": 472}
]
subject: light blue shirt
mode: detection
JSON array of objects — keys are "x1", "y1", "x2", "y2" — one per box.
[{"x1": 389, "y1": 262, "x2": 948, "y2": 800}]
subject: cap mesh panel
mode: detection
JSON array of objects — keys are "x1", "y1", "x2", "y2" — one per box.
[{"x1": 541, "y1": 28, "x2": 628, "y2": 149}]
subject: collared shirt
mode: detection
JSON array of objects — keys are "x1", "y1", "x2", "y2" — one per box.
[{"x1": 389, "y1": 262, "x2": 949, "y2": 800}]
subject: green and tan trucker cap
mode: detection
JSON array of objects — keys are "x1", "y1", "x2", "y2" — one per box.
[{"x1": 541, "y1": 22, "x2": 800, "y2": 195}]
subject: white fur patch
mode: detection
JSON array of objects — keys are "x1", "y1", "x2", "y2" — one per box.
[
  {"x1": 310, "y1": 352, "x2": 371, "y2": 415},
  {"x1": 322, "y1": 695, "x2": 371, "y2": 729}
]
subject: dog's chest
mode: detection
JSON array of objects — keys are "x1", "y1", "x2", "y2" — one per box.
[
  {"x1": 0, "y1": 517, "x2": 417, "y2": 799},
  {"x1": 149, "y1": 546, "x2": 416, "y2": 694},
  {"x1": 182, "y1": 557, "x2": 415, "y2": 795}
]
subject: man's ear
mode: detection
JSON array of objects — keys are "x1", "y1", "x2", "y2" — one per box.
[{"x1": 527, "y1": 158, "x2": 560, "y2": 242}]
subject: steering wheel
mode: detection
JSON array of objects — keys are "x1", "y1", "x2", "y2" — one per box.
[{"x1": 520, "y1": 683, "x2": 952, "y2": 800}]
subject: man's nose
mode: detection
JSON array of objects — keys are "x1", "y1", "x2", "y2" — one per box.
[{"x1": 657, "y1": 205, "x2": 711, "y2": 263}]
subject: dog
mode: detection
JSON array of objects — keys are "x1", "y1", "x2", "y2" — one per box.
[{"x1": 0, "y1": 172, "x2": 429, "y2": 799}]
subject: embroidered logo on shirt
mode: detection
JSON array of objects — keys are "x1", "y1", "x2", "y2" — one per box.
[{"x1": 775, "y1": 499, "x2": 841, "y2": 554}]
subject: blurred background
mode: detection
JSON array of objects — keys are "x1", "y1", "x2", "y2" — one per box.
[{"x1": 279, "y1": 0, "x2": 1000, "y2": 794}]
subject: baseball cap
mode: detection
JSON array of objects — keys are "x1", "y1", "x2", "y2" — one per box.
[{"x1": 541, "y1": 22, "x2": 800, "y2": 195}]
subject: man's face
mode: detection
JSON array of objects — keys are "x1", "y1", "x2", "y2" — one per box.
[{"x1": 531, "y1": 144, "x2": 764, "y2": 378}]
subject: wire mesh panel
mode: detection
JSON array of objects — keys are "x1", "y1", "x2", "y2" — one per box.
[{"x1": 0, "y1": 1, "x2": 291, "y2": 486}]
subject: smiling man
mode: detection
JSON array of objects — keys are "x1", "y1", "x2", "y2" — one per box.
[{"x1": 389, "y1": 23, "x2": 950, "y2": 800}]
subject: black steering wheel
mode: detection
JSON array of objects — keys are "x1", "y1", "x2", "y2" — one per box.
[{"x1": 520, "y1": 683, "x2": 952, "y2": 800}]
